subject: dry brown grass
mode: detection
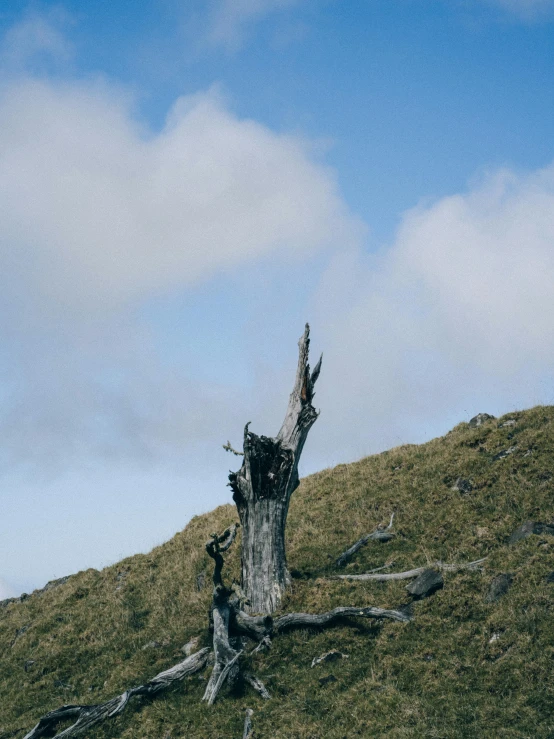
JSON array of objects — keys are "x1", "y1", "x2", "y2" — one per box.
[{"x1": 1, "y1": 405, "x2": 554, "y2": 737}]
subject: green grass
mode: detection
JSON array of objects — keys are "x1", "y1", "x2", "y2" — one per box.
[{"x1": 2, "y1": 406, "x2": 554, "y2": 738}]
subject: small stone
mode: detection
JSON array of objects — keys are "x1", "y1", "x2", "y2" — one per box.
[
  {"x1": 406, "y1": 569, "x2": 443, "y2": 598},
  {"x1": 499, "y1": 419, "x2": 516, "y2": 427},
  {"x1": 196, "y1": 572, "x2": 206, "y2": 592},
  {"x1": 492, "y1": 446, "x2": 517, "y2": 461},
  {"x1": 181, "y1": 636, "x2": 201, "y2": 656},
  {"x1": 485, "y1": 573, "x2": 513, "y2": 603},
  {"x1": 452, "y1": 478, "x2": 472, "y2": 493},
  {"x1": 488, "y1": 632, "x2": 501, "y2": 644},
  {"x1": 319, "y1": 674, "x2": 337, "y2": 686},
  {"x1": 24, "y1": 659, "x2": 35, "y2": 672},
  {"x1": 508, "y1": 521, "x2": 554, "y2": 545},
  {"x1": 311, "y1": 650, "x2": 348, "y2": 667},
  {"x1": 142, "y1": 640, "x2": 161, "y2": 650},
  {"x1": 469, "y1": 413, "x2": 495, "y2": 428}
]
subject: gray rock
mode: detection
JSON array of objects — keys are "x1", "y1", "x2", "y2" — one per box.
[
  {"x1": 196, "y1": 572, "x2": 206, "y2": 592},
  {"x1": 499, "y1": 419, "x2": 516, "y2": 428},
  {"x1": 406, "y1": 569, "x2": 443, "y2": 598},
  {"x1": 469, "y1": 413, "x2": 496, "y2": 428},
  {"x1": 508, "y1": 521, "x2": 554, "y2": 545},
  {"x1": 485, "y1": 573, "x2": 513, "y2": 603},
  {"x1": 141, "y1": 640, "x2": 161, "y2": 650},
  {"x1": 451, "y1": 478, "x2": 472, "y2": 493},
  {"x1": 492, "y1": 446, "x2": 517, "y2": 461}
]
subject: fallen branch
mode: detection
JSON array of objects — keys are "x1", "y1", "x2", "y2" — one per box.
[
  {"x1": 274, "y1": 605, "x2": 410, "y2": 632},
  {"x1": 204, "y1": 651, "x2": 242, "y2": 707},
  {"x1": 243, "y1": 673, "x2": 271, "y2": 699},
  {"x1": 243, "y1": 709, "x2": 254, "y2": 739},
  {"x1": 336, "y1": 514, "x2": 395, "y2": 567},
  {"x1": 22, "y1": 648, "x2": 210, "y2": 739},
  {"x1": 330, "y1": 557, "x2": 487, "y2": 582}
]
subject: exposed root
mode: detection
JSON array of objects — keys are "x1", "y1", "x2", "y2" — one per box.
[
  {"x1": 243, "y1": 673, "x2": 271, "y2": 699},
  {"x1": 274, "y1": 605, "x2": 411, "y2": 632},
  {"x1": 336, "y1": 513, "x2": 395, "y2": 567},
  {"x1": 22, "y1": 649, "x2": 210, "y2": 739}
]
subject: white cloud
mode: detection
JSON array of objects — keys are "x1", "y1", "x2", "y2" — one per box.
[
  {"x1": 207, "y1": 0, "x2": 300, "y2": 49},
  {"x1": 0, "y1": 79, "x2": 358, "y2": 317},
  {"x1": 0, "y1": 9, "x2": 73, "y2": 71},
  {"x1": 312, "y1": 163, "x2": 554, "y2": 463},
  {"x1": 0, "y1": 72, "x2": 361, "y2": 472},
  {"x1": 0, "y1": 577, "x2": 16, "y2": 600}
]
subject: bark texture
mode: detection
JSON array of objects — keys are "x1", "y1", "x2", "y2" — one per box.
[
  {"x1": 22, "y1": 649, "x2": 210, "y2": 739},
  {"x1": 243, "y1": 709, "x2": 254, "y2": 739},
  {"x1": 229, "y1": 324, "x2": 321, "y2": 614},
  {"x1": 274, "y1": 606, "x2": 411, "y2": 633},
  {"x1": 330, "y1": 558, "x2": 487, "y2": 582}
]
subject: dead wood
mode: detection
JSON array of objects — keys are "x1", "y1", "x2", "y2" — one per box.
[
  {"x1": 243, "y1": 673, "x2": 271, "y2": 699},
  {"x1": 330, "y1": 557, "x2": 487, "y2": 582},
  {"x1": 22, "y1": 649, "x2": 210, "y2": 739},
  {"x1": 228, "y1": 324, "x2": 322, "y2": 614},
  {"x1": 243, "y1": 709, "x2": 254, "y2": 739},
  {"x1": 203, "y1": 527, "x2": 242, "y2": 705},
  {"x1": 274, "y1": 605, "x2": 411, "y2": 632},
  {"x1": 336, "y1": 513, "x2": 395, "y2": 567}
]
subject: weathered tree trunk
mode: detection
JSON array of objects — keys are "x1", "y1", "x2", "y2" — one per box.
[{"x1": 229, "y1": 324, "x2": 321, "y2": 614}]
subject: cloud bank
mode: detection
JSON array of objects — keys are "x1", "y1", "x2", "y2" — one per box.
[
  {"x1": 0, "y1": 70, "x2": 361, "y2": 472},
  {"x1": 0, "y1": 79, "x2": 356, "y2": 316},
  {"x1": 313, "y1": 163, "x2": 554, "y2": 462}
]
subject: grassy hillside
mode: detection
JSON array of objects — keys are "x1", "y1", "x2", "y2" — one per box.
[{"x1": 1, "y1": 406, "x2": 554, "y2": 738}]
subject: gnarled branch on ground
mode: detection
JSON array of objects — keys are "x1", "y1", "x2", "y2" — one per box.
[
  {"x1": 274, "y1": 605, "x2": 411, "y2": 632},
  {"x1": 336, "y1": 513, "x2": 395, "y2": 567},
  {"x1": 243, "y1": 708, "x2": 254, "y2": 739},
  {"x1": 330, "y1": 557, "x2": 487, "y2": 582},
  {"x1": 22, "y1": 648, "x2": 210, "y2": 739}
]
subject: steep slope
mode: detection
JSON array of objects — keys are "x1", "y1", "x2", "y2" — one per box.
[{"x1": 1, "y1": 406, "x2": 554, "y2": 738}]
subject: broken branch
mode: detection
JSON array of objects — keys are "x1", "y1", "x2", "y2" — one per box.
[
  {"x1": 330, "y1": 557, "x2": 487, "y2": 581},
  {"x1": 336, "y1": 514, "x2": 395, "y2": 567},
  {"x1": 243, "y1": 709, "x2": 254, "y2": 739},
  {"x1": 274, "y1": 605, "x2": 410, "y2": 633},
  {"x1": 22, "y1": 649, "x2": 210, "y2": 739}
]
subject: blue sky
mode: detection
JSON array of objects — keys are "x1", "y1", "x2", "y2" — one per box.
[{"x1": 1, "y1": 0, "x2": 554, "y2": 598}]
